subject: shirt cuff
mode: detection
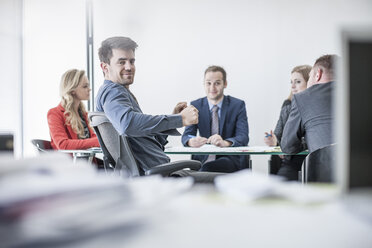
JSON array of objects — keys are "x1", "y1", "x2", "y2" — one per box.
[{"x1": 225, "y1": 138, "x2": 235, "y2": 147}]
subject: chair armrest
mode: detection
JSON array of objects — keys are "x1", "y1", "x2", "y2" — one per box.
[{"x1": 145, "y1": 160, "x2": 201, "y2": 176}]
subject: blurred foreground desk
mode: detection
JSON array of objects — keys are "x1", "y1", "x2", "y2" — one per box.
[
  {"x1": 1, "y1": 155, "x2": 371, "y2": 248},
  {"x1": 121, "y1": 185, "x2": 372, "y2": 248}
]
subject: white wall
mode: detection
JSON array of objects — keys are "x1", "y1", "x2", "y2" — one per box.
[
  {"x1": 0, "y1": 0, "x2": 22, "y2": 157},
  {"x1": 13, "y1": 0, "x2": 372, "y2": 171},
  {"x1": 23, "y1": 0, "x2": 86, "y2": 157}
]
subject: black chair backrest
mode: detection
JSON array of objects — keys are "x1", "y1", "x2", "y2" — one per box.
[
  {"x1": 89, "y1": 112, "x2": 141, "y2": 177},
  {"x1": 92, "y1": 122, "x2": 117, "y2": 171},
  {"x1": 31, "y1": 139, "x2": 53, "y2": 153},
  {"x1": 305, "y1": 144, "x2": 336, "y2": 183}
]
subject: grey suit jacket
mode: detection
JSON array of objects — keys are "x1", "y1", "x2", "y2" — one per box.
[
  {"x1": 96, "y1": 80, "x2": 183, "y2": 172},
  {"x1": 281, "y1": 82, "x2": 335, "y2": 154}
]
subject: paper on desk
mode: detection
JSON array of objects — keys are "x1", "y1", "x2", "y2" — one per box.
[
  {"x1": 0, "y1": 153, "x2": 123, "y2": 206},
  {"x1": 124, "y1": 175, "x2": 194, "y2": 207},
  {"x1": 215, "y1": 170, "x2": 283, "y2": 201},
  {"x1": 165, "y1": 145, "x2": 281, "y2": 153},
  {"x1": 243, "y1": 146, "x2": 282, "y2": 152},
  {"x1": 215, "y1": 170, "x2": 337, "y2": 204},
  {"x1": 165, "y1": 144, "x2": 224, "y2": 153},
  {"x1": 0, "y1": 153, "x2": 194, "y2": 207},
  {"x1": 0, "y1": 153, "x2": 197, "y2": 247}
]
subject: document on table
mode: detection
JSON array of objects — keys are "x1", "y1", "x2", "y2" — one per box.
[
  {"x1": 241, "y1": 146, "x2": 282, "y2": 152},
  {"x1": 165, "y1": 145, "x2": 282, "y2": 153},
  {"x1": 165, "y1": 144, "x2": 239, "y2": 153},
  {"x1": 0, "y1": 153, "x2": 195, "y2": 248},
  {"x1": 215, "y1": 169, "x2": 337, "y2": 203}
]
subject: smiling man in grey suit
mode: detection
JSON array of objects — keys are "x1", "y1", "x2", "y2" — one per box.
[
  {"x1": 95, "y1": 36, "x2": 199, "y2": 172},
  {"x1": 281, "y1": 54, "x2": 337, "y2": 155}
]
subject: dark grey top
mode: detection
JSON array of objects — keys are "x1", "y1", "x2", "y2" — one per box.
[
  {"x1": 274, "y1": 99, "x2": 292, "y2": 145},
  {"x1": 281, "y1": 82, "x2": 335, "y2": 154},
  {"x1": 95, "y1": 80, "x2": 183, "y2": 171}
]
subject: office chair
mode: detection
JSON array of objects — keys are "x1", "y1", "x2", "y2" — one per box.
[
  {"x1": 31, "y1": 139, "x2": 53, "y2": 153},
  {"x1": 88, "y1": 112, "x2": 204, "y2": 178},
  {"x1": 304, "y1": 144, "x2": 336, "y2": 183}
]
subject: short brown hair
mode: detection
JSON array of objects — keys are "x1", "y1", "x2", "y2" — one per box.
[
  {"x1": 313, "y1": 54, "x2": 338, "y2": 78},
  {"x1": 98, "y1": 37, "x2": 138, "y2": 64},
  {"x1": 204, "y1": 65, "x2": 227, "y2": 83}
]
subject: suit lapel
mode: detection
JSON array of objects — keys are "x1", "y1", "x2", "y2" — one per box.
[
  {"x1": 201, "y1": 97, "x2": 211, "y2": 136},
  {"x1": 219, "y1": 96, "x2": 228, "y2": 135}
]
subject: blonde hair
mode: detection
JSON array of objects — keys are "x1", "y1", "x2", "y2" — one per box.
[
  {"x1": 60, "y1": 69, "x2": 88, "y2": 138},
  {"x1": 287, "y1": 65, "x2": 312, "y2": 100}
]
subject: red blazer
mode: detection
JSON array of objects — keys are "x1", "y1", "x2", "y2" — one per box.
[{"x1": 47, "y1": 104, "x2": 100, "y2": 150}]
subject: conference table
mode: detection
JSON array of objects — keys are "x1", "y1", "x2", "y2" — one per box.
[
  {"x1": 165, "y1": 145, "x2": 308, "y2": 166},
  {"x1": 165, "y1": 145, "x2": 308, "y2": 156},
  {"x1": 165, "y1": 145, "x2": 309, "y2": 180},
  {"x1": 58, "y1": 145, "x2": 309, "y2": 174}
]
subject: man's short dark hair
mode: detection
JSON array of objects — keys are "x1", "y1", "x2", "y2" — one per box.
[
  {"x1": 98, "y1": 37, "x2": 138, "y2": 64},
  {"x1": 204, "y1": 65, "x2": 227, "y2": 83},
  {"x1": 314, "y1": 54, "x2": 338, "y2": 78}
]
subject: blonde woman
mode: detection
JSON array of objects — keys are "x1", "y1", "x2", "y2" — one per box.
[
  {"x1": 264, "y1": 65, "x2": 311, "y2": 180},
  {"x1": 47, "y1": 69, "x2": 100, "y2": 150}
]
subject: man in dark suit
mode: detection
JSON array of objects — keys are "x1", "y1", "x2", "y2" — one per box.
[
  {"x1": 182, "y1": 65, "x2": 249, "y2": 172},
  {"x1": 281, "y1": 54, "x2": 336, "y2": 155}
]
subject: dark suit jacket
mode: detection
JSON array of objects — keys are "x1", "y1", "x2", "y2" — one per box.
[
  {"x1": 281, "y1": 82, "x2": 334, "y2": 154},
  {"x1": 182, "y1": 95, "x2": 249, "y2": 170}
]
